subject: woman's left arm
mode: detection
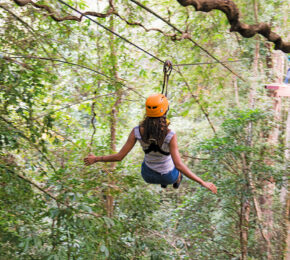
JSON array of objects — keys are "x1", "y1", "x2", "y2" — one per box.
[
  {"x1": 84, "y1": 129, "x2": 137, "y2": 165},
  {"x1": 170, "y1": 134, "x2": 217, "y2": 194}
]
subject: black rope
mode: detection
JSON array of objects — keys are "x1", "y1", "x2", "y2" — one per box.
[
  {"x1": 162, "y1": 60, "x2": 172, "y2": 96},
  {"x1": 32, "y1": 93, "x2": 117, "y2": 121},
  {"x1": 55, "y1": 0, "x2": 244, "y2": 85},
  {"x1": 9, "y1": 55, "x2": 111, "y2": 79},
  {"x1": 174, "y1": 58, "x2": 254, "y2": 67},
  {"x1": 3, "y1": 53, "x2": 145, "y2": 98},
  {"x1": 56, "y1": 0, "x2": 164, "y2": 64},
  {"x1": 129, "y1": 0, "x2": 245, "y2": 81},
  {"x1": 5, "y1": 52, "x2": 251, "y2": 69}
]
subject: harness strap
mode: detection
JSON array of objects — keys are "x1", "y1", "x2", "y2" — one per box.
[
  {"x1": 144, "y1": 143, "x2": 170, "y2": 156},
  {"x1": 134, "y1": 126, "x2": 173, "y2": 156}
]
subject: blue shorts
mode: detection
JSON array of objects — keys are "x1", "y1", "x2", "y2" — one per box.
[{"x1": 141, "y1": 162, "x2": 179, "y2": 185}]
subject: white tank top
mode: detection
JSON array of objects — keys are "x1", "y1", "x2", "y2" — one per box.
[{"x1": 134, "y1": 126, "x2": 175, "y2": 174}]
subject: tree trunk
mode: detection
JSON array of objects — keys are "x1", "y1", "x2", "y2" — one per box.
[
  {"x1": 259, "y1": 50, "x2": 284, "y2": 259},
  {"x1": 240, "y1": 196, "x2": 250, "y2": 260},
  {"x1": 233, "y1": 76, "x2": 240, "y2": 107},
  {"x1": 105, "y1": 15, "x2": 122, "y2": 218},
  {"x1": 240, "y1": 18, "x2": 260, "y2": 253},
  {"x1": 283, "y1": 105, "x2": 290, "y2": 259},
  {"x1": 247, "y1": 5, "x2": 273, "y2": 256}
]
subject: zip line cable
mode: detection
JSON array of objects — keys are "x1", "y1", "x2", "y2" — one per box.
[
  {"x1": 174, "y1": 58, "x2": 254, "y2": 67},
  {"x1": 56, "y1": 0, "x2": 243, "y2": 74},
  {"x1": 56, "y1": 0, "x2": 164, "y2": 64},
  {"x1": 4, "y1": 52, "x2": 250, "y2": 69},
  {"x1": 11, "y1": 55, "x2": 112, "y2": 79},
  {"x1": 129, "y1": 0, "x2": 245, "y2": 81},
  {"x1": 56, "y1": 0, "x2": 244, "y2": 82},
  {"x1": 2, "y1": 53, "x2": 145, "y2": 98},
  {"x1": 3, "y1": 52, "x2": 251, "y2": 105},
  {"x1": 3, "y1": 0, "x2": 250, "y2": 102},
  {"x1": 4, "y1": 53, "x2": 252, "y2": 104},
  {"x1": 32, "y1": 93, "x2": 119, "y2": 121}
]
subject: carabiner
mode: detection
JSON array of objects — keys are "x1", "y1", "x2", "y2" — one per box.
[{"x1": 162, "y1": 60, "x2": 172, "y2": 96}]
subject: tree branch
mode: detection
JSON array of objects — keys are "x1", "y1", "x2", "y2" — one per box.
[
  {"x1": 12, "y1": 0, "x2": 114, "y2": 21},
  {"x1": 0, "y1": 3, "x2": 53, "y2": 57},
  {"x1": 0, "y1": 115, "x2": 57, "y2": 173},
  {"x1": 12, "y1": 0, "x2": 181, "y2": 40},
  {"x1": 12, "y1": 0, "x2": 289, "y2": 53},
  {"x1": 113, "y1": 11, "x2": 178, "y2": 39},
  {"x1": 2, "y1": 165, "x2": 101, "y2": 218},
  {"x1": 176, "y1": 0, "x2": 290, "y2": 53},
  {"x1": 2, "y1": 55, "x2": 32, "y2": 70}
]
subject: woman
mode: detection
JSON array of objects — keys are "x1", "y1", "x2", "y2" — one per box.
[{"x1": 84, "y1": 94, "x2": 217, "y2": 194}]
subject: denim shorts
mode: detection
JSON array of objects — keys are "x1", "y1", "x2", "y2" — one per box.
[{"x1": 141, "y1": 161, "x2": 179, "y2": 185}]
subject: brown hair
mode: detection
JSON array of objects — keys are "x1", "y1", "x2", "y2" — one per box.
[{"x1": 140, "y1": 116, "x2": 168, "y2": 147}]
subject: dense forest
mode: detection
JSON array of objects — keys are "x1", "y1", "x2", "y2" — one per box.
[{"x1": 0, "y1": 0, "x2": 289, "y2": 259}]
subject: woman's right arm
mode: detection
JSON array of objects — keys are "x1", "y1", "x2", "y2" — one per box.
[
  {"x1": 169, "y1": 134, "x2": 217, "y2": 194},
  {"x1": 84, "y1": 129, "x2": 137, "y2": 165}
]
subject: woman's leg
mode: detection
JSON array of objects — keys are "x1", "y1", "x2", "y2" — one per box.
[{"x1": 173, "y1": 171, "x2": 183, "y2": 189}]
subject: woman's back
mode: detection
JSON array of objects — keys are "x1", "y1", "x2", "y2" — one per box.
[{"x1": 134, "y1": 126, "x2": 175, "y2": 174}]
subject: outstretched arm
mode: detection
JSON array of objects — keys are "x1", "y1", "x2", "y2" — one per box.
[
  {"x1": 84, "y1": 129, "x2": 137, "y2": 165},
  {"x1": 170, "y1": 134, "x2": 217, "y2": 194}
]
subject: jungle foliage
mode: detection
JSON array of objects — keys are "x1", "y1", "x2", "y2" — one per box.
[{"x1": 0, "y1": 0, "x2": 289, "y2": 259}]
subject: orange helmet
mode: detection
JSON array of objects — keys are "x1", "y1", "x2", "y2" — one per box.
[{"x1": 145, "y1": 94, "x2": 169, "y2": 117}]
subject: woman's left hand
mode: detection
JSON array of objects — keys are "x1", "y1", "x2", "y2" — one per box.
[
  {"x1": 203, "y1": 182, "x2": 217, "y2": 194},
  {"x1": 84, "y1": 154, "x2": 97, "y2": 166}
]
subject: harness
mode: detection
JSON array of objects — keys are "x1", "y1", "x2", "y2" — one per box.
[{"x1": 144, "y1": 140, "x2": 170, "y2": 156}]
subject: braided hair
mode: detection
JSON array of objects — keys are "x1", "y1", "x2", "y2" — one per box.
[{"x1": 140, "y1": 116, "x2": 168, "y2": 148}]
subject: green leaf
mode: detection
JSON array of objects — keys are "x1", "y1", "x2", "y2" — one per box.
[{"x1": 100, "y1": 244, "x2": 109, "y2": 257}]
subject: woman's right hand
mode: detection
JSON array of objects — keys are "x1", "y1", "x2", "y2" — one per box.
[
  {"x1": 84, "y1": 154, "x2": 97, "y2": 166},
  {"x1": 203, "y1": 182, "x2": 217, "y2": 194}
]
